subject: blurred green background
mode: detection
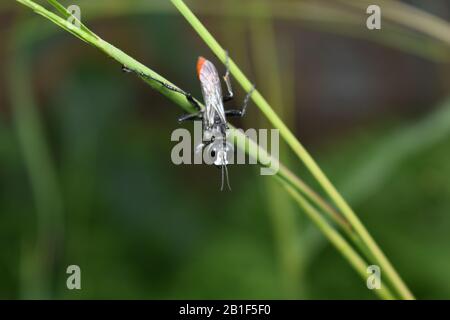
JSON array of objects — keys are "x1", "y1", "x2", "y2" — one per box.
[{"x1": 1, "y1": 0, "x2": 450, "y2": 299}]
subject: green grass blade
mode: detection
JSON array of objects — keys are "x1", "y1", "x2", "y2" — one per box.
[
  {"x1": 45, "y1": 0, "x2": 98, "y2": 38},
  {"x1": 170, "y1": 0, "x2": 414, "y2": 300},
  {"x1": 15, "y1": 0, "x2": 398, "y2": 299}
]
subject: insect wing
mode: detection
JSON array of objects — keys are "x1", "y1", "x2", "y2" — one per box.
[{"x1": 199, "y1": 61, "x2": 226, "y2": 125}]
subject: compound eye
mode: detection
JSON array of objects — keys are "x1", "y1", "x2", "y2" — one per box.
[{"x1": 210, "y1": 149, "x2": 216, "y2": 158}]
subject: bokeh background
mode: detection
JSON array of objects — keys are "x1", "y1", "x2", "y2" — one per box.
[{"x1": 1, "y1": 0, "x2": 449, "y2": 299}]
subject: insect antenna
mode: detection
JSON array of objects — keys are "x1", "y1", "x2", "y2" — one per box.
[
  {"x1": 223, "y1": 165, "x2": 231, "y2": 191},
  {"x1": 220, "y1": 165, "x2": 224, "y2": 191}
]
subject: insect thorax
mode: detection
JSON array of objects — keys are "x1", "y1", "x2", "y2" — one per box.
[
  {"x1": 200, "y1": 123, "x2": 233, "y2": 166},
  {"x1": 202, "y1": 122, "x2": 226, "y2": 143}
]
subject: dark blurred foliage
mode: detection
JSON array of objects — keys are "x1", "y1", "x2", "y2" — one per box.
[{"x1": 0, "y1": 0, "x2": 449, "y2": 299}]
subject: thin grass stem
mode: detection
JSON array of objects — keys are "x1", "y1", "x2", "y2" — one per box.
[{"x1": 170, "y1": 0, "x2": 413, "y2": 300}]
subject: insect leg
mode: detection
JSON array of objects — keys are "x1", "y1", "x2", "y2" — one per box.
[
  {"x1": 122, "y1": 65, "x2": 202, "y2": 111},
  {"x1": 222, "y1": 51, "x2": 234, "y2": 103},
  {"x1": 178, "y1": 111, "x2": 203, "y2": 123},
  {"x1": 225, "y1": 85, "x2": 256, "y2": 117}
]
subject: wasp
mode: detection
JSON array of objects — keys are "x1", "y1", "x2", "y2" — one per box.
[{"x1": 123, "y1": 53, "x2": 254, "y2": 190}]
